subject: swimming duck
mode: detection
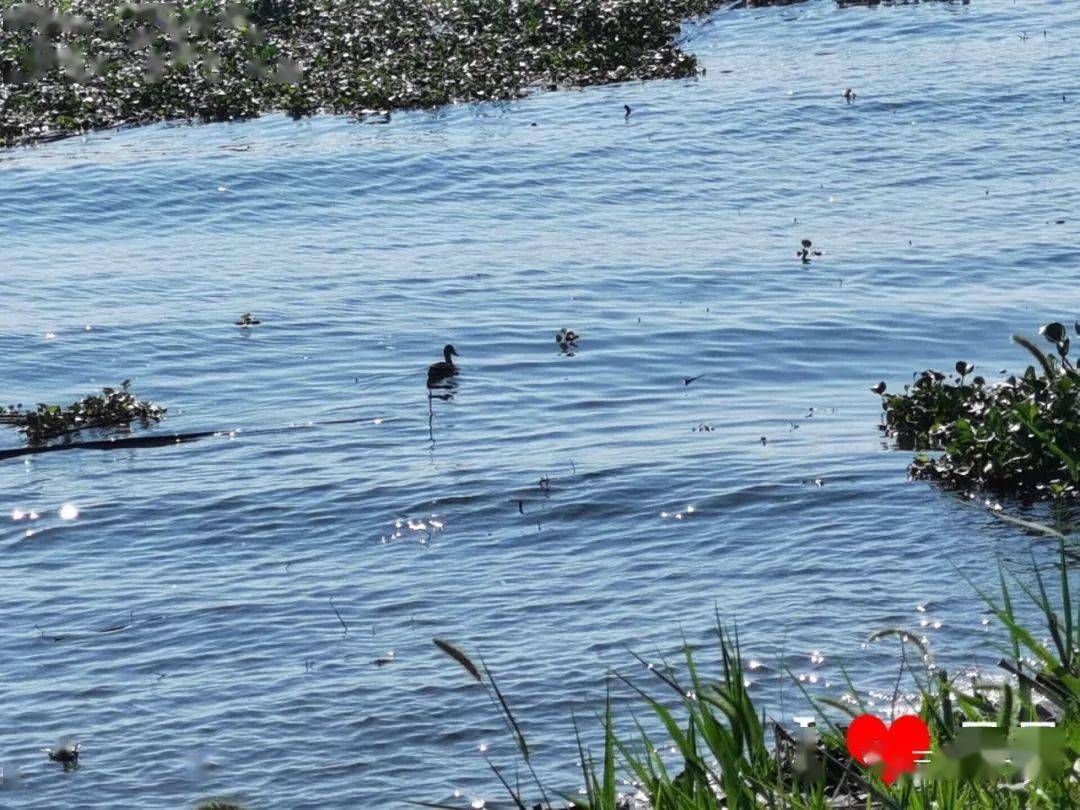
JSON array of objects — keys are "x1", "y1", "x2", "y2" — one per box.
[
  {"x1": 797, "y1": 239, "x2": 823, "y2": 263},
  {"x1": 235, "y1": 313, "x2": 261, "y2": 327},
  {"x1": 556, "y1": 329, "x2": 580, "y2": 349},
  {"x1": 44, "y1": 742, "x2": 80, "y2": 769},
  {"x1": 843, "y1": 88, "x2": 856, "y2": 103},
  {"x1": 427, "y1": 344, "x2": 460, "y2": 387}
]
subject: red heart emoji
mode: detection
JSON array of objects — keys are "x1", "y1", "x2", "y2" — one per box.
[{"x1": 845, "y1": 714, "x2": 930, "y2": 784}]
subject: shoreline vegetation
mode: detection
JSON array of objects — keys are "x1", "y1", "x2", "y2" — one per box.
[
  {"x1": 0, "y1": 0, "x2": 952, "y2": 149},
  {"x1": 0, "y1": 0, "x2": 721, "y2": 148},
  {"x1": 433, "y1": 524, "x2": 1080, "y2": 808}
]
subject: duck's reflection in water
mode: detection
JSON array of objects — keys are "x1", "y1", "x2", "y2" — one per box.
[{"x1": 426, "y1": 380, "x2": 457, "y2": 450}]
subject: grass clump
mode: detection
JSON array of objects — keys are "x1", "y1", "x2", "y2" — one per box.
[
  {"x1": 0, "y1": 379, "x2": 165, "y2": 443},
  {"x1": 0, "y1": 0, "x2": 719, "y2": 147},
  {"x1": 434, "y1": 535, "x2": 1080, "y2": 807},
  {"x1": 877, "y1": 322, "x2": 1080, "y2": 501}
]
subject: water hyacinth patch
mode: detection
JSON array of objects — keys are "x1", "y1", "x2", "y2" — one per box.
[
  {"x1": 0, "y1": 0, "x2": 727, "y2": 147},
  {"x1": 0, "y1": 380, "x2": 165, "y2": 442},
  {"x1": 878, "y1": 323, "x2": 1080, "y2": 501}
]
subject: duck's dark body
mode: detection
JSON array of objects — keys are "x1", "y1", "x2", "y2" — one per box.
[
  {"x1": 427, "y1": 345, "x2": 459, "y2": 386},
  {"x1": 45, "y1": 743, "x2": 80, "y2": 769}
]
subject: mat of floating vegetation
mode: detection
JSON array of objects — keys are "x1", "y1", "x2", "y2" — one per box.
[
  {"x1": 877, "y1": 323, "x2": 1080, "y2": 501},
  {"x1": 0, "y1": 381, "x2": 165, "y2": 444},
  {"x1": 1, "y1": 0, "x2": 725, "y2": 147}
]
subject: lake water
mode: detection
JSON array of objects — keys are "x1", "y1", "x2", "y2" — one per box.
[{"x1": 2, "y1": 0, "x2": 1079, "y2": 806}]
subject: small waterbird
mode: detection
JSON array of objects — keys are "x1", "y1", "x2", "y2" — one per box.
[
  {"x1": 798, "y1": 238, "x2": 823, "y2": 263},
  {"x1": 556, "y1": 329, "x2": 580, "y2": 352},
  {"x1": 624, "y1": 104, "x2": 632, "y2": 119},
  {"x1": 427, "y1": 345, "x2": 460, "y2": 387},
  {"x1": 235, "y1": 313, "x2": 261, "y2": 327},
  {"x1": 44, "y1": 742, "x2": 80, "y2": 769},
  {"x1": 843, "y1": 88, "x2": 856, "y2": 103}
]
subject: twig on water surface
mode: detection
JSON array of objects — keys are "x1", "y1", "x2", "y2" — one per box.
[
  {"x1": 34, "y1": 623, "x2": 66, "y2": 642},
  {"x1": 329, "y1": 597, "x2": 348, "y2": 636},
  {"x1": 97, "y1": 609, "x2": 136, "y2": 634},
  {"x1": 33, "y1": 609, "x2": 137, "y2": 642}
]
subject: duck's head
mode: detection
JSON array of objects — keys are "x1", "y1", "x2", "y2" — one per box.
[
  {"x1": 443, "y1": 344, "x2": 459, "y2": 362},
  {"x1": 555, "y1": 331, "x2": 565, "y2": 344}
]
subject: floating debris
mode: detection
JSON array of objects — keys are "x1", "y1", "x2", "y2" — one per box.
[{"x1": 0, "y1": 381, "x2": 165, "y2": 444}]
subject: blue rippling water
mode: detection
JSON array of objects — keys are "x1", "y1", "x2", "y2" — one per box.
[{"x1": 2, "y1": 0, "x2": 1079, "y2": 806}]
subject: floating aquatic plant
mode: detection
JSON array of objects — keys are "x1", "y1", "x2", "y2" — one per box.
[
  {"x1": 879, "y1": 322, "x2": 1080, "y2": 501},
  {"x1": 0, "y1": 380, "x2": 165, "y2": 443},
  {"x1": 0, "y1": 0, "x2": 724, "y2": 147}
]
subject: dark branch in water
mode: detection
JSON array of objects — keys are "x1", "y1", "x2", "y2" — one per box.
[
  {"x1": 0, "y1": 415, "x2": 387, "y2": 462},
  {"x1": 0, "y1": 431, "x2": 214, "y2": 462},
  {"x1": 329, "y1": 597, "x2": 348, "y2": 636}
]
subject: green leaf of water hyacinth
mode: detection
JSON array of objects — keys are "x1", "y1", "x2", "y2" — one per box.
[
  {"x1": 0, "y1": 383, "x2": 165, "y2": 444},
  {"x1": 1040, "y1": 321, "x2": 1068, "y2": 344}
]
